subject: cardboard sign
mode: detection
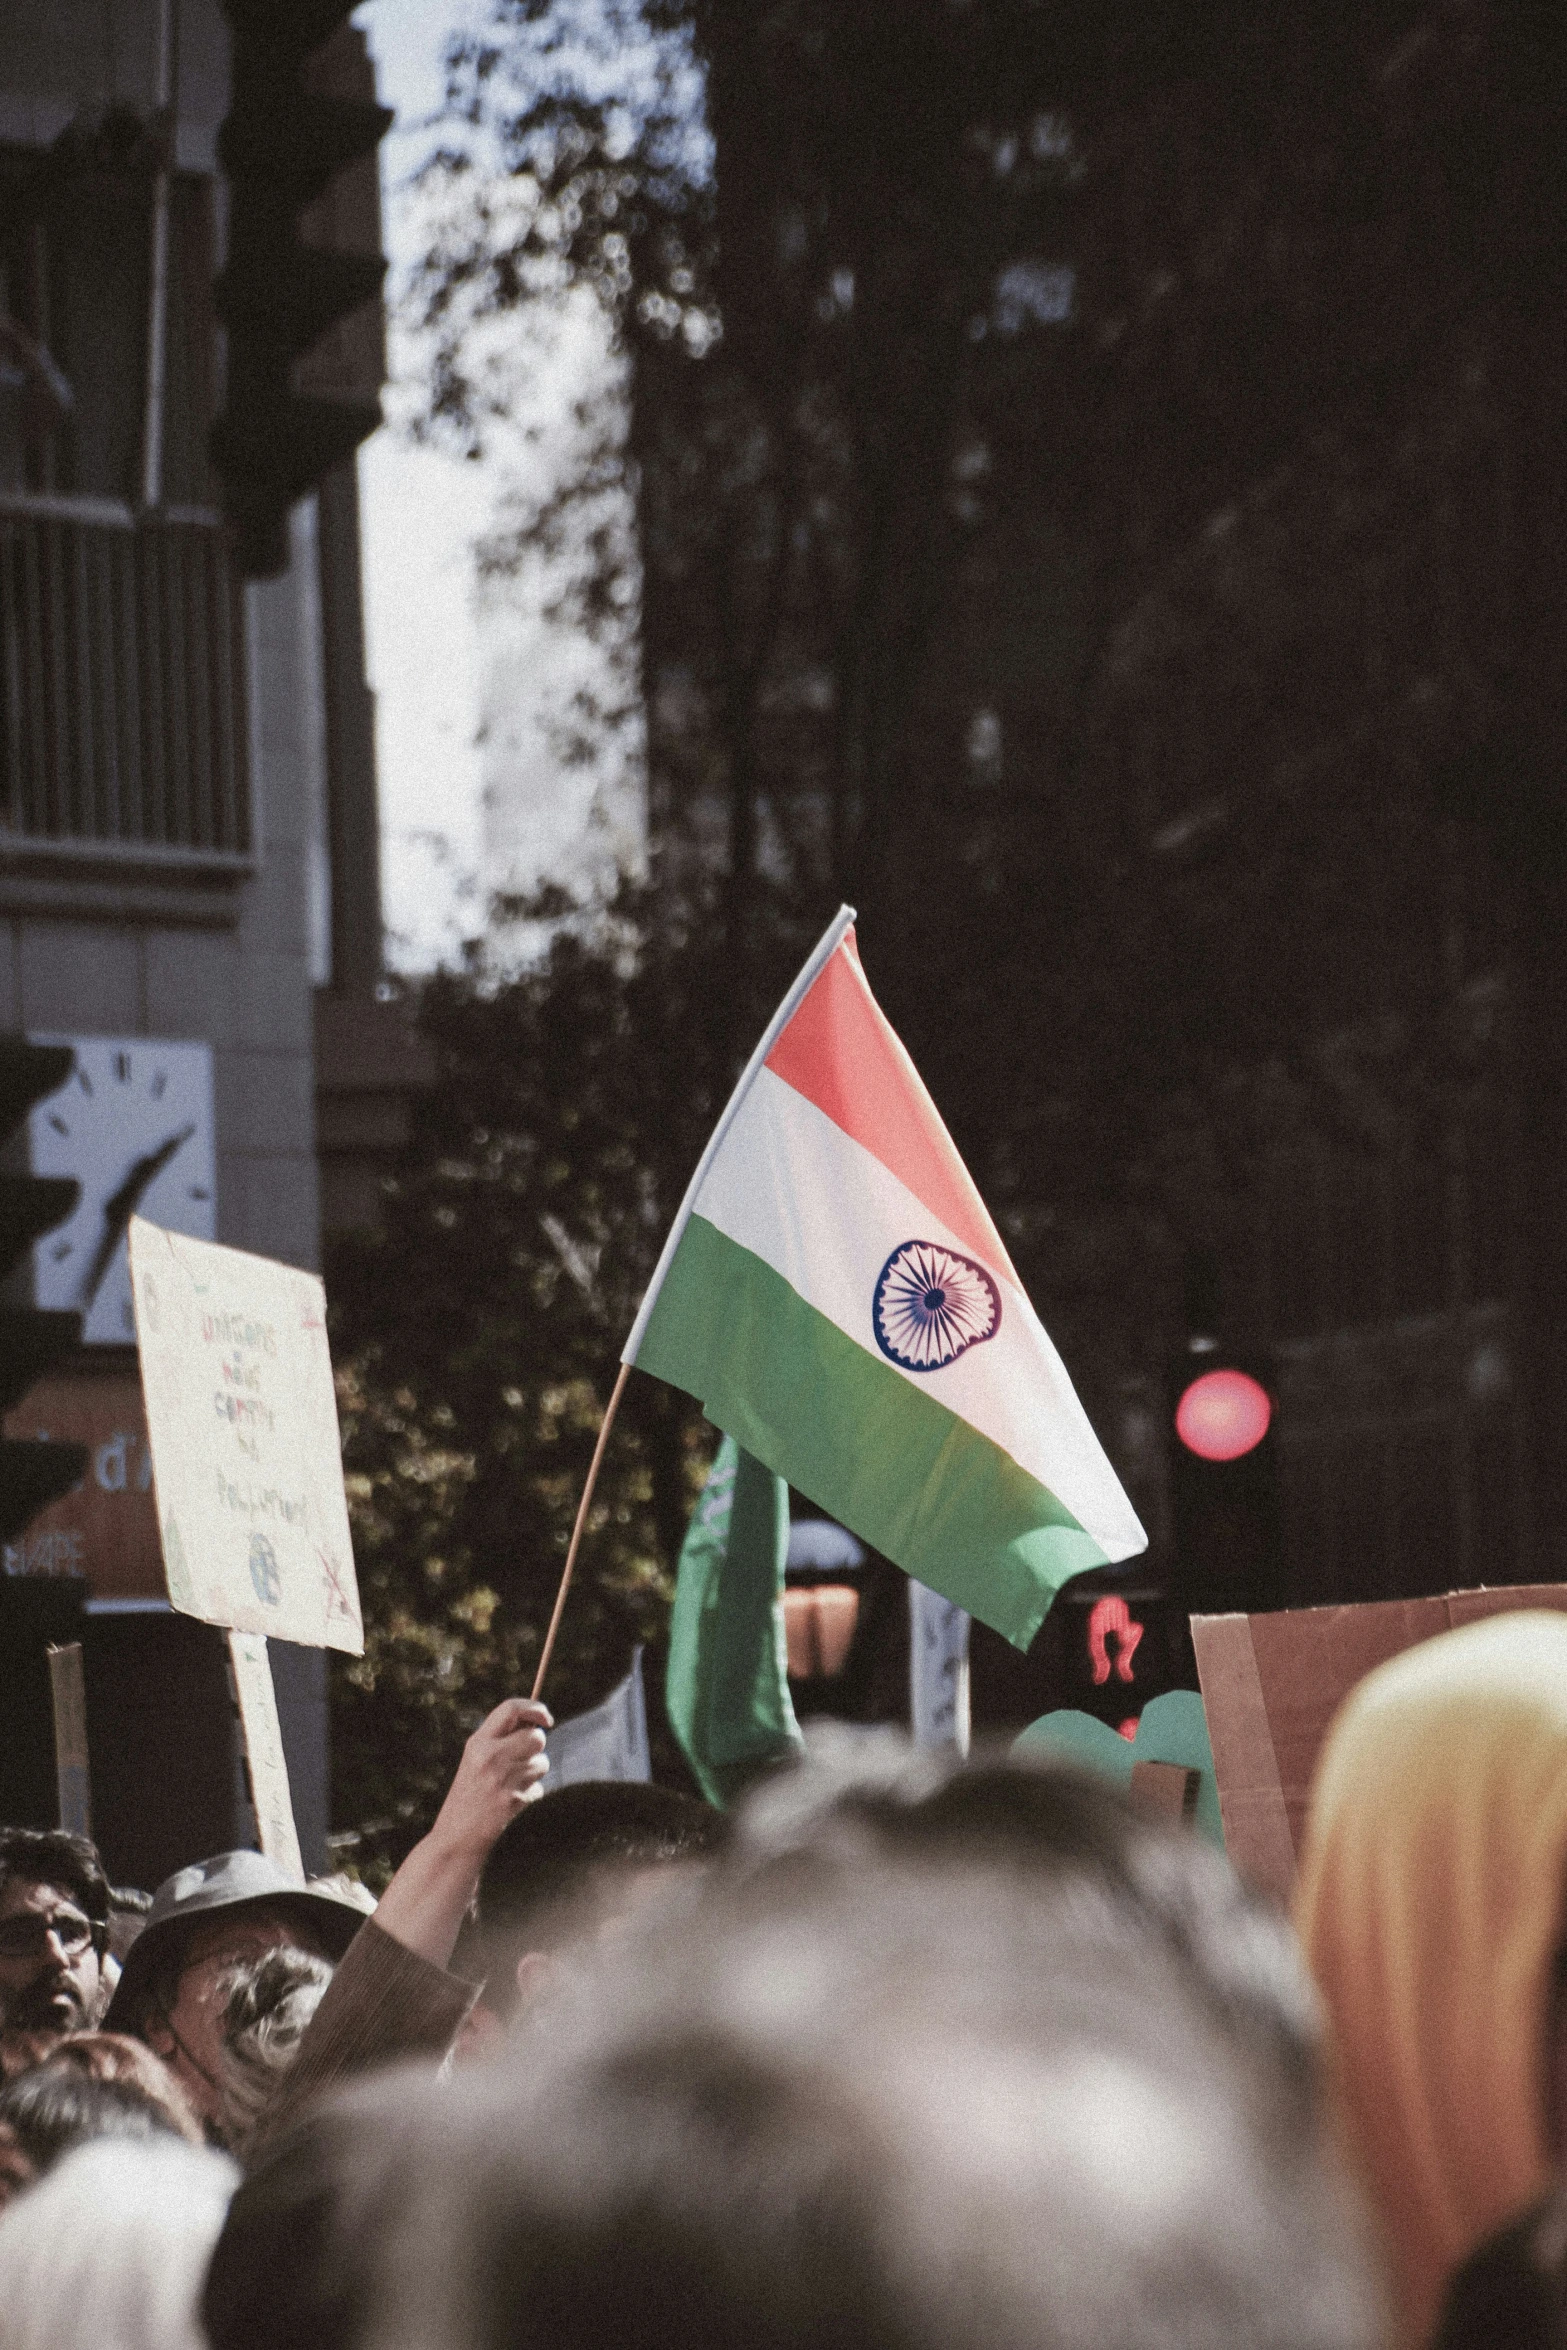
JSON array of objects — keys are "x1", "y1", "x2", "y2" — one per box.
[
  {"x1": 128, "y1": 1218, "x2": 363, "y2": 1653},
  {"x1": 1130, "y1": 1758, "x2": 1201, "y2": 1827},
  {"x1": 47, "y1": 1643, "x2": 91, "y2": 1838},
  {"x1": 909, "y1": 1581, "x2": 971, "y2": 1754},
  {"x1": 227, "y1": 1633, "x2": 304, "y2": 1881},
  {"x1": 1013, "y1": 1688, "x2": 1225, "y2": 1851},
  {"x1": 3, "y1": 1373, "x2": 163, "y2": 1596},
  {"x1": 1191, "y1": 1583, "x2": 1567, "y2": 1904}
]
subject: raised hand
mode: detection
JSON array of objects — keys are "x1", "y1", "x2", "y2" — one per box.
[{"x1": 373, "y1": 1696, "x2": 553, "y2": 1970}]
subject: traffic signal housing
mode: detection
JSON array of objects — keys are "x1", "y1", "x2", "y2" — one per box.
[
  {"x1": 212, "y1": 3, "x2": 392, "y2": 576},
  {"x1": 1169, "y1": 1345, "x2": 1282, "y2": 1618},
  {"x1": 0, "y1": 1037, "x2": 88, "y2": 1545},
  {"x1": 966, "y1": 1566, "x2": 1197, "y2": 1743}
]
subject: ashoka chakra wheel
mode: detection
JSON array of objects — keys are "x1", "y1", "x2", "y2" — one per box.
[{"x1": 872, "y1": 1239, "x2": 1001, "y2": 1373}]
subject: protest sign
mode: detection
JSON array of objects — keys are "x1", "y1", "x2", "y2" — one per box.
[
  {"x1": 1013, "y1": 1688, "x2": 1224, "y2": 1850},
  {"x1": 46, "y1": 1642, "x2": 91, "y2": 1838},
  {"x1": 908, "y1": 1580, "x2": 970, "y2": 1753},
  {"x1": 227, "y1": 1632, "x2": 304, "y2": 1880},
  {"x1": 1191, "y1": 1582, "x2": 1567, "y2": 1903},
  {"x1": 543, "y1": 1650, "x2": 651, "y2": 1791},
  {"x1": 128, "y1": 1216, "x2": 363, "y2": 1653}
]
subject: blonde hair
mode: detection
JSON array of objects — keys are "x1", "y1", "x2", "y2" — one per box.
[{"x1": 1297, "y1": 1611, "x2": 1567, "y2": 2344}]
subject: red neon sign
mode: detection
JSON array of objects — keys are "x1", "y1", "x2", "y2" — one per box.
[
  {"x1": 1175, "y1": 1367, "x2": 1272, "y2": 1462},
  {"x1": 1087, "y1": 1594, "x2": 1144, "y2": 1686}
]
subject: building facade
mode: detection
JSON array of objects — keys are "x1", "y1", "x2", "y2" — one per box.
[{"x1": 0, "y1": 0, "x2": 392, "y2": 1878}]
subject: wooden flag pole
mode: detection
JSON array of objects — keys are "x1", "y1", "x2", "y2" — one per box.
[{"x1": 531, "y1": 1361, "x2": 631, "y2": 1703}]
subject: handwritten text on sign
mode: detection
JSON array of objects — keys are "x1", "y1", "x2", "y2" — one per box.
[{"x1": 128, "y1": 1217, "x2": 364, "y2": 1653}]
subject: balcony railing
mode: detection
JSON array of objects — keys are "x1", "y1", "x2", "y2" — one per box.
[{"x1": 0, "y1": 494, "x2": 252, "y2": 865}]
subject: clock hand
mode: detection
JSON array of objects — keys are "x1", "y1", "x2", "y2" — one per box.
[{"x1": 79, "y1": 1124, "x2": 197, "y2": 1311}]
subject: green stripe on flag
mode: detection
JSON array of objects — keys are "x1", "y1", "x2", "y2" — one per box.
[
  {"x1": 638, "y1": 1216, "x2": 1109, "y2": 1650},
  {"x1": 666, "y1": 1434, "x2": 801, "y2": 1808}
]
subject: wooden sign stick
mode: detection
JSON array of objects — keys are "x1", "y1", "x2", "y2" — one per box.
[
  {"x1": 531, "y1": 1362, "x2": 631, "y2": 1703},
  {"x1": 47, "y1": 1643, "x2": 91, "y2": 1840}
]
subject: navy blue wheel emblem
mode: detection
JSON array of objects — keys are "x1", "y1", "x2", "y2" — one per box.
[
  {"x1": 872, "y1": 1240, "x2": 1001, "y2": 1373},
  {"x1": 248, "y1": 1531, "x2": 281, "y2": 1607}
]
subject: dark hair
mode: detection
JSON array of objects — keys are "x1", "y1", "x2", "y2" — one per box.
[
  {"x1": 204, "y1": 2097, "x2": 401, "y2": 2350},
  {"x1": 0, "y1": 2061, "x2": 186, "y2": 2173},
  {"x1": 0, "y1": 1828, "x2": 110, "y2": 1941},
  {"x1": 470, "y1": 1783, "x2": 725, "y2": 2011},
  {"x1": 481, "y1": 1784, "x2": 726, "y2": 1928},
  {"x1": 40, "y1": 2032, "x2": 201, "y2": 2140},
  {"x1": 107, "y1": 1884, "x2": 153, "y2": 1966}
]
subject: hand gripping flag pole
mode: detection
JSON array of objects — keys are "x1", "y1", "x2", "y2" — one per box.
[{"x1": 531, "y1": 1360, "x2": 631, "y2": 1703}]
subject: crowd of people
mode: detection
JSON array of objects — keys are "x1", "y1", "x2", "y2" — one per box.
[{"x1": 1, "y1": 1611, "x2": 1566, "y2": 2349}]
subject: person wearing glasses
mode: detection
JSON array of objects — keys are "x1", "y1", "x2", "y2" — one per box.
[{"x1": 0, "y1": 1830, "x2": 111, "y2": 2057}]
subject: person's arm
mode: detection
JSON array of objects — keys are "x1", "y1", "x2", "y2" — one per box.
[
  {"x1": 245, "y1": 1699, "x2": 550, "y2": 2157},
  {"x1": 374, "y1": 1698, "x2": 552, "y2": 1968}
]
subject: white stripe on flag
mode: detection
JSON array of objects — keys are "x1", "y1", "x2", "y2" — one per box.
[{"x1": 694, "y1": 1068, "x2": 1146, "y2": 1562}]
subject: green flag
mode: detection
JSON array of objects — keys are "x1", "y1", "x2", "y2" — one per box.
[{"x1": 666, "y1": 1434, "x2": 801, "y2": 1807}]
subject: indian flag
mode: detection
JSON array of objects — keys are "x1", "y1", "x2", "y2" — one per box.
[{"x1": 624, "y1": 907, "x2": 1146, "y2": 1649}]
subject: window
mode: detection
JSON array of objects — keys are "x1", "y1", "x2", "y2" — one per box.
[{"x1": 0, "y1": 123, "x2": 249, "y2": 863}]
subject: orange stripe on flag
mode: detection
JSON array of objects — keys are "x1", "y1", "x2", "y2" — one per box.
[{"x1": 765, "y1": 932, "x2": 1018, "y2": 1284}]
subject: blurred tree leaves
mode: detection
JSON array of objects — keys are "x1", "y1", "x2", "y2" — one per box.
[
  {"x1": 336, "y1": 0, "x2": 1567, "y2": 1856},
  {"x1": 326, "y1": 895, "x2": 813, "y2": 1872}
]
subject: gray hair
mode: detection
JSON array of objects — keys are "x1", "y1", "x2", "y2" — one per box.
[
  {"x1": 0, "y1": 2137, "x2": 237, "y2": 2350},
  {"x1": 217, "y1": 1947, "x2": 333, "y2": 2159},
  {"x1": 292, "y1": 1756, "x2": 1383, "y2": 2350}
]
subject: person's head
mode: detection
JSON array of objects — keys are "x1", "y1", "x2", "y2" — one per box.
[
  {"x1": 210, "y1": 1752, "x2": 1380, "y2": 2350},
  {"x1": 216, "y1": 1944, "x2": 333, "y2": 2159},
  {"x1": 0, "y1": 1831, "x2": 111, "y2": 2041},
  {"x1": 27, "y1": 2032, "x2": 201, "y2": 2141},
  {"x1": 0, "y1": 2055, "x2": 192, "y2": 2178},
  {"x1": 105, "y1": 1852, "x2": 365, "y2": 2133},
  {"x1": 472, "y1": 1782, "x2": 727, "y2": 2018},
  {"x1": 0, "y1": 2135, "x2": 237, "y2": 2350},
  {"x1": 204, "y1": 2096, "x2": 389, "y2": 2350},
  {"x1": 108, "y1": 1885, "x2": 153, "y2": 1966},
  {"x1": 734, "y1": 1735, "x2": 1320, "y2": 2083},
  {"x1": 1296, "y1": 1610, "x2": 1567, "y2": 2344}
]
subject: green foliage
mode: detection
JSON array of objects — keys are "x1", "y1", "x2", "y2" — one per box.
[
  {"x1": 346, "y1": 0, "x2": 1567, "y2": 1821},
  {"x1": 326, "y1": 893, "x2": 811, "y2": 1874}
]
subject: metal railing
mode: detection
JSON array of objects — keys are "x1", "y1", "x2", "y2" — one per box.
[{"x1": 0, "y1": 494, "x2": 252, "y2": 863}]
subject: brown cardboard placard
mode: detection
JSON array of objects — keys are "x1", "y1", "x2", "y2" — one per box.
[
  {"x1": 1129, "y1": 1758, "x2": 1200, "y2": 1826},
  {"x1": 227, "y1": 1632, "x2": 304, "y2": 1882},
  {"x1": 1192, "y1": 1583, "x2": 1567, "y2": 1904},
  {"x1": 46, "y1": 1643, "x2": 91, "y2": 1839}
]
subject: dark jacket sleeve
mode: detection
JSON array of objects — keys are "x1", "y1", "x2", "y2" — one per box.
[
  {"x1": 250, "y1": 1916, "x2": 477, "y2": 2159},
  {"x1": 1432, "y1": 2195, "x2": 1567, "y2": 2350}
]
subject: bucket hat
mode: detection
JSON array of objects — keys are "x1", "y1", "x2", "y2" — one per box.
[{"x1": 105, "y1": 1849, "x2": 367, "y2": 2032}]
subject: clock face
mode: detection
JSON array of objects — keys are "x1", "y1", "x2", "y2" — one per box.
[{"x1": 27, "y1": 1035, "x2": 217, "y2": 1346}]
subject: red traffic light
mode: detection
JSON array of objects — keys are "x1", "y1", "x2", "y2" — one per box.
[{"x1": 1175, "y1": 1367, "x2": 1272, "y2": 1462}]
